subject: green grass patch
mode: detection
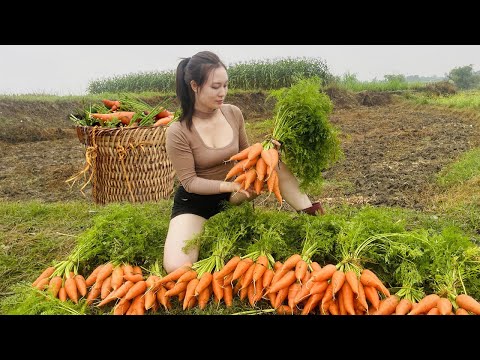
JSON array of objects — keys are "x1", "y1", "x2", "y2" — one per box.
[
  {"x1": 407, "y1": 90, "x2": 480, "y2": 111},
  {"x1": 436, "y1": 148, "x2": 480, "y2": 187}
]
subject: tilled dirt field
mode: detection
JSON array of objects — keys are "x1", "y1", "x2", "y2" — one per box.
[{"x1": 1, "y1": 93, "x2": 479, "y2": 210}]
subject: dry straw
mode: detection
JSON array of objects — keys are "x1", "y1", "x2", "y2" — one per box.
[{"x1": 68, "y1": 125, "x2": 175, "y2": 204}]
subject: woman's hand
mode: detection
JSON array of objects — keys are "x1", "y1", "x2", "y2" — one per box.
[{"x1": 231, "y1": 181, "x2": 254, "y2": 198}]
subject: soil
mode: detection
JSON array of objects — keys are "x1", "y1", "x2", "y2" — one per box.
[{"x1": 1, "y1": 91, "x2": 479, "y2": 210}]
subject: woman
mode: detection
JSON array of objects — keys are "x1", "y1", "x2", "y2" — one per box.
[{"x1": 163, "y1": 51, "x2": 324, "y2": 273}]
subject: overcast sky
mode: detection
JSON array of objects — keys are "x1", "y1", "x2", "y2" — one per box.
[{"x1": 1, "y1": 45, "x2": 479, "y2": 95}]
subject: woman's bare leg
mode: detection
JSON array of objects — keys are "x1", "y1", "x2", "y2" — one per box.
[
  {"x1": 276, "y1": 162, "x2": 312, "y2": 211},
  {"x1": 163, "y1": 213, "x2": 207, "y2": 273}
]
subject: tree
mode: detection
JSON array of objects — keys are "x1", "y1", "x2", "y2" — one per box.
[{"x1": 446, "y1": 65, "x2": 480, "y2": 89}]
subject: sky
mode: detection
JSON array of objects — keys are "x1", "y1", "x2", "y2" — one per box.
[{"x1": 0, "y1": 45, "x2": 479, "y2": 96}]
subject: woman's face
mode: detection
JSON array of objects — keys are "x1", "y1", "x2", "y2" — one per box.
[{"x1": 193, "y1": 66, "x2": 228, "y2": 111}]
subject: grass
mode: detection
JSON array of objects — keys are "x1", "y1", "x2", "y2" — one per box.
[
  {"x1": 435, "y1": 148, "x2": 480, "y2": 187},
  {"x1": 407, "y1": 90, "x2": 480, "y2": 110}
]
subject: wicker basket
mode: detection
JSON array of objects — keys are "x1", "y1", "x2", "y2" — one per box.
[{"x1": 71, "y1": 125, "x2": 175, "y2": 204}]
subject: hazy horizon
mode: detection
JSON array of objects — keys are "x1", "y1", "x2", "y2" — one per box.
[{"x1": 1, "y1": 45, "x2": 479, "y2": 95}]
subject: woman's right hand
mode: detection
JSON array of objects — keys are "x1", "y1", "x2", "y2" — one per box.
[{"x1": 221, "y1": 181, "x2": 252, "y2": 198}]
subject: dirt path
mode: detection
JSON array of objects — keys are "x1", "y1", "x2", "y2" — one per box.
[{"x1": 1, "y1": 98, "x2": 479, "y2": 209}]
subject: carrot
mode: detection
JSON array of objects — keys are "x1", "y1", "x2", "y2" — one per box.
[
  {"x1": 243, "y1": 156, "x2": 259, "y2": 171},
  {"x1": 110, "y1": 266, "x2": 124, "y2": 291},
  {"x1": 195, "y1": 272, "x2": 213, "y2": 296},
  {"x1": 155, "y1": 286, "x2": 170, "y2": 311},
  {"x1": 268, "y1": 270, "x2": 296, "y2": 294},
  {"x1": 247, "y1": 282, "x2": 256, "y2": 307},
  {"x1": 345, "y1": 271, "x2": 359, "y2": 298},
  {"x1": 123, "y1": 273, "x2": 144, "y2": 282},
  {"x1": 228, "y1": 146, "x2": 252, "y2": 162},
  {"x1": 267, "y1": 148, "x2": 279, "y2": 178},
  {"x1": 252, "y1": 255, "x2": 269, "y2": 283},
  {"x1": 455, "y1": 307, "x2": 470, "y2": 315},
  {"x1": 165, "y1": 281, "x2": 188, "y2": 298},
  {"x1": 102, "y1": 99, "x2": 120, "y2": 109},
  {"x1": 341, "y1": 281, "x2": 356, "y2": 315},
  {"x1": 154, "y1": 116, "x2": 174, "y2": 127},
  {"x1": 243, "y1": 168, "x2": 257, "y2": 190},
  {"x1": 86, "y1": 283, "x2": 102, "y2": 305},
  {"x1": 32, "y1": 266, "x2": 55, "y2": 287},
  {"x1": 310, "y1": 262, "x2": 322, "y2": 272},
  {"x1": 85, "y1": 264, "x2": 104, "y2": 287},
  {"x1": 408, "y1": 294, "x2": 440, "y2": 315},
  {"x1": 144, "y1": 290, "x2": 157, "y2": 311},
  {"x1": 328, "y1": 301, "x2": 340, "y2": 315},
  {"x1": 223, "y1": 283, "x2": 233, "y2": 307},
  {"x1": 100, "y1": 276, "x2": 112, "y2": 300},
  {"x1": 262, "y1": 268, "x2": 275, "y2": 289},
  {"x1": 274, "y1": 286, "x2": 290, "y2": 308},
  {"x1": 254, "y1": 177, "x2": 264, "y2": 195},
  {"x1": 426, "y1": 307, "x2": 440, "y2": 315},
  {"x1": 198, "y1": 285, "x2": 211, "y2": 310},
  {"x1": 308, "y1": 263, "x2": 337, "y2": 283},
  {"x1": 64, "y1": 277, "x2": 78, "y2": 304},
  {"x1": 58, "y1": 287, "x2": 67, "y2": 302},
  {"x1": 122, "y1": 264, "x2": 134, "y2": 277},
  {"x1": 356, "y1": 281, "x2": 369, "y2": 311},
  {"x1": 288, "y1": 282, "x2": 302, "y2": 309},
  {"x1": 128, "y1": 295, "x2": 145, "y2": 315},
  {"x1": 293, "y1": 282, "x2": 311, "y2": 306},
  {"x1": 395, "y1": 298, "x2": 413, "y2": 315},
  {"x1": 113, "y1": 298, "x2": 131, "y2": 315},
  {"x1": 363, "y1": 285, "x2": 380, "y2": 311},
  {"x1": 273, "y1": 174, "x2": 283, "y2": 205},
  {"x1": 360, "y1": 269, "x2": 390, "y2": 297},
  {"x1": 95, "y1": 262, "x2": 114, "y2": 285},
  {"x1": 266, "y1": 169, "x2": 277, "y2": 193},
  {"x1": 231, "y1": 258, "x2": 254, "y2": 282},
  {"x1": 240, "y1": 262, "x2": 255, "y2": 290},
  {"x1": 183, "y1": 278, "x2": 200, "y2": 310},
  {"x1": 276, "y1": 305, "x2": 294, "y2": 315},
  {"x1": 155, "y1": 109, "x2": 172, "y2": 119},
  {"x1": 224, "y1": 159, "x2": 249, "y2": 180},
  {"x1": 90, "y1": 111, "x2": 136, "y2": 125},
  {"x1": 281, "y1": 254, "x2": 303, "y2": 272},
  {"x1": 73, "y1": 275, "x2": 87, "y2": 297},
  {"x1": 111, "y1": 280, "x2": 134, "y2": 299},
  {"x1": 301, "y1": 293, "x2": 323, "y2": 315},
  {"x1": 176, "y1": 270, "x2": 198, "y2": 284},
  {"x1": 308, "y1": 280, "x2": 329, "y2": 297},
  {"x1": 373, "y1": 295, "x2": 400, "y2": 315},
  {"x1": 125, "y1": 280, "x2": 147, "y2": 301},
  {"x1": 455, "y1": 294, "x2": 480, "y2": 315},
  {"x1": 247, "y1": 143, "x2": 263, "y2": 161},
  {"x1": 436, "y1": 297, "x2": 453, "y2": 315},
  {"x1": 48, "y1": 276, "x2": 63, "y2": 298},
  {"x1": 211, "y1": 273, "x2": 224, "y2": 302},
  {"x1": 331, "y1": 270, "x2": 346, "y2": 299},
  {"x1": 234, "y1": 172, "x2": 247, "y2": 184},
  {"x1": 159, "y1": 263, "x2": 193, "y2": 284},
  {"x1": 255, "y1": 157, "x2": 267, "y2": 181}
]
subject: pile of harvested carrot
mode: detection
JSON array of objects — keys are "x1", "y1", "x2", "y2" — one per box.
[
  {"x1": 31, "y1": 254, "x2": 480, "y2": 315},
  {"x1": 225, "y1": 142, "x2": 282, "y2": 205}
]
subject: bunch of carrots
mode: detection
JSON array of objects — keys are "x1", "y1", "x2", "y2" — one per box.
[
  {"x1": 225, "y1": 142, "x2": 283, "y2": 205},
  {"x1": 87, "y1": 99, "x2": 175, "y2": 127},
  {"x1": 31, "y1": 256, "x2": 480, "y2": 315}
]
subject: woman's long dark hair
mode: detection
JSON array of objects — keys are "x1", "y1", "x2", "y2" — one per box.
[{"x1": 175, "y1": 51, "x2": 226, "y2": 130}]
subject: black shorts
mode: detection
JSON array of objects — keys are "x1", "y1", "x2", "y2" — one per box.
[{"x1": 171, "y1": 185, "x2": 231, "y2": 220}]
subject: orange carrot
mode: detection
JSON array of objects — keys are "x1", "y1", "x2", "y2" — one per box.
[
  {"x1": 427, "y1": 307, "x2": 440, "y2": 315},
  {"x1": 183, "y1": 278, "x2": 200, "y2": 310},
  {"x1": 198, "y1": 285, "x2": 212, "y2": 310},
  {"x1": 144, "y1": 290, "x2": 157, "y2": 310},
  {"x1": 102, "y1": 99, "x2": 120, "y2": 109},
  {"x1": 231, "y1": 258, "x2": 254, "y2": 282},
  {"x1": 455, "y1": 294, "x2": 480, "y2": 315},
  {"x1": 240, "y1": 262, "x2": 255, "y2": 290},
  {"x1": 156, "y1": 286, "x2": 171, "y2": 311},
  {"x1": 100, "y1": 276, "x2": 112, "y2": 300},
  {"x1": 281, "y1": 254, "x2": 303, "y2": 272},
  {"x1": 86, "y1": 283, "x2": 102, "y2": 305},
  {"x1": 112, "y1": 280, "x2": 134, "y2": 299},
  {"x1": 294, "y1": 260, "x2": 308, "y2": 283},
  {"x1": 395, "y1": 298, "x2": 413, "y2": 315},
  {"x1": 310, "y1": 262, "x2": 322, "y2": 272},
  {"x1": 273, "y1": 174, "x2": 283, "y2": 205},
  {"x1": 110, "y1": 266, "x2": 124, "y2": 291},
  {"x1": 243, "y1": 156, "x2": 259, "y2": 171},
  {"x1": 73, "y1": 274, "x2": 87, "y2": 297},
  {"x1": 58, "y1": 287, "x2": 67, "y2": 302},
  {"x1": 194, "y1": 272, "x2": 213, "y2": 296},
  {"x1": 345, "y1": 270, "x2": 359, "y2": 298},
  {"x1": 262, "y1": 268, "x2": 275, "y2": 289},
  {"x1": 455, "y1": 307, "x2": 470, "y2": 315},
  {"x1": 363, "y1": 285, "x2": 380, "y2": 311},
  {"x1": 176, "y1": 269, "x2": 198, "y2": 284},
  {"x1": 228, "y1": 146, "x2": 252, "y2": 162},
  {"x1": 408, "y1": 294, "x2": 440, "y2": 315},
  {"x1": 223, "y1": 283, "x2": 233, "y2": 307},
  {"x1": 308, "y1": 263, "x2": 337, "y2": 283},
  {"x1": 225, "y1": 159, "x2": 249, "y2": 180},
  {"x1": 159, "y1": 263, "x2": 193, "y2": 284},
  {"x1": 252, "y1": 255, "x2": 269, "y2": 283},
  {"x1": 95, "y1": 262, "x2": 114, "y2": 285},
  {"x1": 123, "y1": 273, "x2": 143, "y2": 282},
  {"x1": 360, "y1": 269, "x2": 390, "y2": 297},
  {"x1": 274, "y1": 286, "x2": 290, "y2": 308},
  {"x1": 243, "y1": 168, "x2": 257, "y2": 190},
  {"x1": 91, "y1": 111, "x2": 136, "y2": 125},
  {"x1": 254, "y1": 177, "x2": 264, "y2": 195},
  {"x1": 32, "y1": 266, "x2": 55, "y2": 287},
  {"x1": 64, "y1": 277, "x2": 78, "y2": 304},
  {"x1": 301, "y1": 293, "x2": 323, "y2": 315},
  {"x1": 125, "y1": 280, "x2": 147, "y2": 301},
  {"x1": 436, "y1": 297, "x2": 453, "y2": 315},
  {"x1": 276, "y1": 305, "x2": 294, "y2": 315},
  {"x1": 48, "y1": 276, "x2": 63, "y2": 298},
  {"x1": 154, "y1": 116, "x2": 173, "y2": 126},
  {"x1": 113, "y1": 298, "x2": 131, "y2": 315},
  {"x1": 234, "y1": 172, "x2": 247, "y2": 184},
  {"x1": 356, "y1": 281, "x2": 369, "y2": 311},
  {"x1": 267, "y1": 148, "x2": 279, "y2": 178},
  {"x1": 255, "y1": 157, "x2": 267, "y2": 181},
  {"x1": 212, "y1": 273, "x2": 224, "y2": 303},
  {"x1": 215, "y1": 256, "x2": 242, "y2": 279},
  {"x1": 85, "y1": 264, "x2": 104, "y2": 287},
  {"x1": 268, "y1": 270, "x2": 296, "y2": 294},
  {"x1": 155, "y1": 109, "x2": 172, "y2": 119},
  {"x1": 165, "y1": 281, "x2": 188, "y2": 298},
  {"x1": 341, "y1": 281, "x2": 356, "y2": 315},
  {"x1": 266, "y1": 169, "x2": 277, "y2": 193},
  {"x1": 122, "y1": 264, "x2": 134, "y2": 277},
  {"x1": 331, "y1": 270, "x2": 346, "y2": 299},
  {"x1": 374, "y1": 294, "x2": 400, "y2": 315},
  {"x1": 247, "y1": 143, "x2": 263, "y2": 161}
]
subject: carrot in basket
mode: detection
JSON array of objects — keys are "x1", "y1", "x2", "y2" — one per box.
[
  {"x1": 455, "y1": 294, "x2": 480, "y2": 315},
  {"x1": 90, "y1": 111, "x2": 136, "y2": 125}
]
